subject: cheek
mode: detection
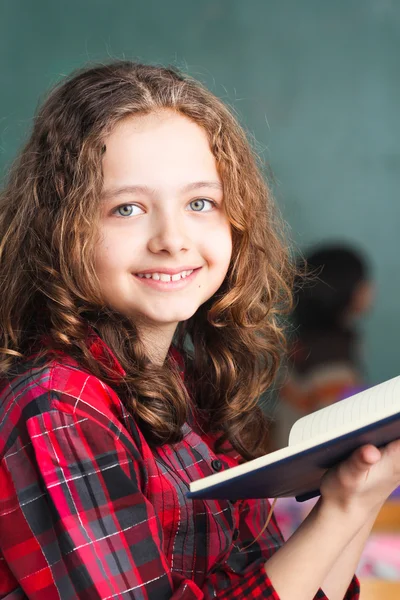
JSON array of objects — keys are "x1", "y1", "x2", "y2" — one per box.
[
  {"x1": 221, "y1": 221, "x2": 233, "y2": 262},
  {"x1": 95, "y1": 226, "x2": 132, "y2": 270},
  {"x1": 221, "y1": 239, "x2": 233, "y2": 273},
  {"x1": 208, "y1": 226, "x2": 232, "y2": 274},
  {"x1": 94, "y1": 239, "x2": 123, "y2": 281}
]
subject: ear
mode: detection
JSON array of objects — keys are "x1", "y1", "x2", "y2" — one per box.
[{"x1": 350, "y1": 280, "x2": 375, "y2": 315}]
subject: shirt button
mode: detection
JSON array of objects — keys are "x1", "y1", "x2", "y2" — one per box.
[
  {"x1": 211, "y1": 459, "x2": 222, "y2": 472},
  {"x1": 232, "y1": 528, "x2": 239, "y2": 541}
]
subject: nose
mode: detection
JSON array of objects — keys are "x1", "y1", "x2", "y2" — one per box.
[{"x1": 147, "y1": 212, "x2": 189, "y2": 256}]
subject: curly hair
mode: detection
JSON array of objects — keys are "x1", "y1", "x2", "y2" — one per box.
[{"x1": 0, "y1": 61, "x2": 294, "y2": 461}]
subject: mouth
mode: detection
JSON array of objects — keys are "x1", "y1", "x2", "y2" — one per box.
[
  {"x1": 133, "y1": 267, "x2": 201, "y2": 289},
  {"x1": 136, "y1": 269, "x2": 194, "y2": 282}
]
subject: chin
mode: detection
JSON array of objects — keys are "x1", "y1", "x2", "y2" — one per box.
[{"x1": 146, "y1": 307, "x2": 200, "y2": 326}]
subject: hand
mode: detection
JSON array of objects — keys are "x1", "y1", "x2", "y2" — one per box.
[{"x1": 320, "y1": 439, "x2": 400, "y2": 518}]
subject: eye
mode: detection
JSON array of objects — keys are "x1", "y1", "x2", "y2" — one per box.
[
  {"x1": 113, "y1": 204, "x2": 144, "y2": 217},
  {"x1": 187, "y1": 198, "x2": 216, "y2": 212}
]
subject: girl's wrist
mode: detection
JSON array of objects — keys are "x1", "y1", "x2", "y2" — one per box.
[{"x1": 318, "y1": 493, "x2": 383, "y2": 534}]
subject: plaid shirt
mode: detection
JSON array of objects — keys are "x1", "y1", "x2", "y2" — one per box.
[{"x1": 0, "y1": 333, "x2": 360, "y2": 599}]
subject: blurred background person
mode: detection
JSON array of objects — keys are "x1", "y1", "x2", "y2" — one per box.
[
  {"x1": 272, "y1": 243, "x2": 400, "y2": 583},
  {"x1": 272, "y1": 243, "x2": 374, "y2": 450}
]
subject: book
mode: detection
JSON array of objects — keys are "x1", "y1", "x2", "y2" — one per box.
[{"x1": 187, "y1": 376, "x2": 400, "y2": 502}]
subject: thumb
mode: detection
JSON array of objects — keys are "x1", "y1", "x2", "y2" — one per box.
[{"x1": 345, "y1": 445, "x2": 381, "y2": 478}]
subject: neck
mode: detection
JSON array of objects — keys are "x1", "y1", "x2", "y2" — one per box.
[{"x1": 136, "y1": 322, "x2": 177, "y2": 365}]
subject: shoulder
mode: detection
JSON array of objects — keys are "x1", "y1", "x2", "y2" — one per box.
[{"x1": 0, "y1": 353, "x2": 131, "y2": 459}]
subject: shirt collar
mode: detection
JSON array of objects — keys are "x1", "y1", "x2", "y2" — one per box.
[
  {"x1": 86, "y1": 328, "x2": 126, "y2": 380},
  {"x1": 86, "y1": 328, "x2": 184, "y2": 380}
]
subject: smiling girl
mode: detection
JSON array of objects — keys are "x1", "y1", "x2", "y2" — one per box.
[{"x1": 0, "y1": 61, "x2": 399, "y2": 600}]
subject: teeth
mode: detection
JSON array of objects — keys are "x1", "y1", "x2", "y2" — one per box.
[{"x1": 137, "y1": 269, "x2": 194, "y2": 282}]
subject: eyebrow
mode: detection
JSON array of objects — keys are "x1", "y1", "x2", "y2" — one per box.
[{"x1": 101, "y1": 181, "x2": 223, "y2": 201}]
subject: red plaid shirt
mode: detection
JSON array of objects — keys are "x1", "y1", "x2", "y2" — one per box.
[{"x1": 0, "y1": 333, "x2": 360, "y2": 599}]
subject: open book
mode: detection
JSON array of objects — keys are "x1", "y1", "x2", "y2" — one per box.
[{"x1": 187, "y1": 376, "x2": 400, "y2": 502}]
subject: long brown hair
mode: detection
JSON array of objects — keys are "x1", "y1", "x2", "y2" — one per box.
[{"x1": 0, "y1": 61, "x2": 294, "y2": 460}]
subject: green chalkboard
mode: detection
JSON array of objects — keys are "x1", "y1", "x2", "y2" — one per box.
[{"x1": 1, "y1": 0, "x2": 399, "y2": 384}]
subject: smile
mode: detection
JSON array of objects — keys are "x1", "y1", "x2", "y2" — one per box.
[
  {"x1": 133, "y1": 268, "x2": 200, "y2": 290},
  {"x1": 136, "y1": 270, "x2": 194, "y2": 282}
]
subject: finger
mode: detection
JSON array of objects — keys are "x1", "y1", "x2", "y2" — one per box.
[
  {"x1": 380, "y1": 438, "x2": 400, "y2": 475},
  {"x1": 358, "y1": 444, "x2": 382, "y2": 465},
  {"x1": 345, "y1": 445, "x2": 381, "y2": 477},
  {"x1": 383, "y1": 438, "x2": 400, "y2": 456}
]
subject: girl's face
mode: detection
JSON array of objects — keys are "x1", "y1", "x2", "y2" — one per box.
[{"x1": 96, "y1": 110, "x2": 232, "y2": 340}]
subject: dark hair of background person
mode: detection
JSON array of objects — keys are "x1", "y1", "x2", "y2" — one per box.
[
  {"x1": 294, "y1": 245, "x2": 370, "y2": 332},
  {"x1": 271, "y1": 243, "x2": 372, "y2": 450}
]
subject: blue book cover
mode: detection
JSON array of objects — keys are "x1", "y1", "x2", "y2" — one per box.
[{"x1": 187, "y1": 377, "x2": 400, "y2": 502}]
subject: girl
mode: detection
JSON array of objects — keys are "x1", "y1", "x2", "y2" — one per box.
[{"x1": 0, "y1": 61, "x2": 399, "y2": 600}]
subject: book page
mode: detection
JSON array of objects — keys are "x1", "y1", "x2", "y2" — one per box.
[{"x1": 288, "y1": 376, "x2": 400, "y2": 447}]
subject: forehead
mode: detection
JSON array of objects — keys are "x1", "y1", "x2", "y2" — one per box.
[
  {"x1": 102, "y1": 110, "x2": 221, "y2": 189},
  {"x1": 104, "y1": 110, "x2": 211, "y2": 155}
]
